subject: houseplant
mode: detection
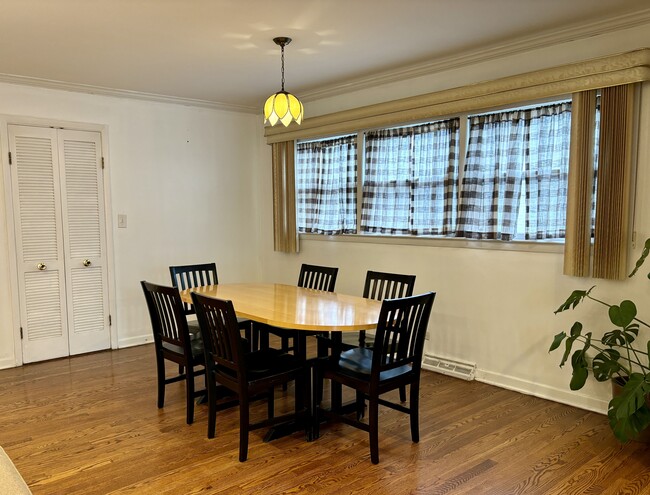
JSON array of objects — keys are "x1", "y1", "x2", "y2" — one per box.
[{"x1": 550, "y1": 237, "x2": 650, "y2": 442}]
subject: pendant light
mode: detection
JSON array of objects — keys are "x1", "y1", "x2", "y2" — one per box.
[{"x1": 264, "y1": 37, "x2": 304, "y2": 127}]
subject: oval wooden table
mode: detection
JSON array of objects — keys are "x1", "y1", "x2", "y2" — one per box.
[
  {"x1": 180, "y1": 283, "x2": 383, "y2": 440},
  {"x1": 180, "y1": 282, "x2": 382, "y2": 334}
]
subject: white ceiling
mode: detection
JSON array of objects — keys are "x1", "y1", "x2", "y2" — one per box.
[{"x1": 1, "y1": 0, "x2": 649, "y2": 112}]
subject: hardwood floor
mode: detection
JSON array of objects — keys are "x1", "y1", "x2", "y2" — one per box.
[{"x1": 1, "y1": 344, "x2": 650, "y2": 494}]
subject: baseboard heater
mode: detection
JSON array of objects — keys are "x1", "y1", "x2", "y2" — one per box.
[{"x1": 423, "y1": 354, "x2": 476, "y2": 381}]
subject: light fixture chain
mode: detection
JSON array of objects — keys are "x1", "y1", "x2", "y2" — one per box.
[{"x1": 281, "y1": 44, "x2": 285, "y2": 92}]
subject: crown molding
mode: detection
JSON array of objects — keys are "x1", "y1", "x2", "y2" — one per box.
[
  {"x1": 300, "y1": 7, "x2": 650, "y2": 102},
  {"x1": 0, "y1": 73, "x2": 259, "y2": 114}
]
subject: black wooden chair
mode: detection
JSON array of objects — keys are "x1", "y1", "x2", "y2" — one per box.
[
  {"x1": 192, "y1": 292, "x2": 307, "y2": 462},
  {"x1": 351, "y1": 271, "x2": 417, "y2": 349},
  {"x1": 170, "y1": 263, "x2": 253, "y2": 348},
  {"x1": 317, "y1": 271, "x2": 416, "y2": 362},
  {"x1": 313, "y1": 291, "x2": 435, "y2": 464},
  {"x1": 141, "y1": 281, "x2": 206, "y2": 425},
  {"x1": 262, "y1": 263, "x2": 339, "y2": 354}
]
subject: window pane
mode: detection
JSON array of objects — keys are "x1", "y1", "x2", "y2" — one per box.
[
  {"x1": 362, "y1": 119, "x2": 460, "y2": 235},
  {"x1": 295, "y1": 135, "x2": 357, "y2": 234},
  {"x1": 457, "y1": 102, "x2": 572, "y2": 240}
]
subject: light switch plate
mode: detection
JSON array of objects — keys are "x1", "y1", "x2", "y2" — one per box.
[{"x1": 118, "y1": 214, "x2": 127, "y2": 228}]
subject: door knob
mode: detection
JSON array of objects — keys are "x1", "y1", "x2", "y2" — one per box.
[
  {"x1": 82, "y1": 259, "x2": 92, "y2": 267},
  {"x1": 37, "y1": 263, "x2": 47, "y2": 271}
]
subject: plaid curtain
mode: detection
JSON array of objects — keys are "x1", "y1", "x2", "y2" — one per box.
[
  {"x1": 457, "y1": 102, "x2": 572, "y2": 240},
  {"x1": 295, "y1": 135, "x2": 357, "y2": 234},
  {"x1": 362, "y1": 118, "x2": 460, "y2": 235}
]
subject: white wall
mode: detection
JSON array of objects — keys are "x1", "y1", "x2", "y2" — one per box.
[
  {"x1": 255, "y1": 22, "x2": 650, "y2": 413},
  {"x1": 0, "y1": 83, "x2": 263, "y2": 366}
]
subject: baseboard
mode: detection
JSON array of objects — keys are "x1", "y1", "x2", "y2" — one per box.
[
  {"x1": 0, "y1": 357, "x2": 17, "y2": 370},
  {"x1": 118, "y1": 333, "x2": 154, "y2": 349},
  {"x1": 475, "y1": 368, "x2": 609, "y2": 415}
]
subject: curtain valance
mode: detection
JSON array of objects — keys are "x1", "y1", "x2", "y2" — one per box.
[{"x1": 264, "y1": 48, "x2": 650, "y2": 144}]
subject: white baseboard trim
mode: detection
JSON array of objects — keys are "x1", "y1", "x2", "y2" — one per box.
[
  {"x1": 0, "y1": 357, "x2": 17, "y2": 370},
  {"x1": 118, "y1": 334, "x2": 154, "y2": 349},
  {"x1": 473, "y1": 369, "x2": 609, "y2": 415}
]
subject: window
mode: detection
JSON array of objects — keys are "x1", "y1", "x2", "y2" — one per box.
[
  {"x1": 362, "y1": 119, "x2": 460, "y2": 235},
  {"x1": 295, "y1": 99, "x2": 597, "y2": 243},
  {"x1": 295, "y1": 135, "x2": 357, "y2": 234},
  {"x1": 457, "y1": 102, "x2": 572, "y2": 240}
]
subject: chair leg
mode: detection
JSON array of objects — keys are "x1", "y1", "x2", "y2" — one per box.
[
  {"x1": 239, "y1": 396, "x2": 250, "y2": 462},
  {"x1": 356, "y1": 391, "x2": 365, "y2": 420},
  {"x1": 369, "y1": 397, "x2": 380, "y2": 464},
  {"x1": 312, "y1": 368, "x2": 321, "y2": 439},
  {"x1": 207, "y1": 375, "x2": 217, "y2": 439},
  {"x1": 185, "y1": 366, "x2": 195, "y2": 425},
  {"x1": 410, "y1": 381, "x2": 420, "y2": 443},
  {"x1": 268, "y1": 388, "x2": 275, "y2": 419},
  {"x1": 156, "y1": 356, "x2": 166, "y2": 409},
  {"x1": 399, "y1": 385, "x2": 407, "y2": 403}
]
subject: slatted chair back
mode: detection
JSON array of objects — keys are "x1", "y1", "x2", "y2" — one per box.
[
  {"x1": 298, "y1": 264, "x2": 338, "y2": 292},
  {"x1": 370, "y1": 292, "x2": 436, "y2": 383},
  {"x1": 355, "y1": 271, "x2": 416, "y2": 349},
  {"x1": 363, "y1": 271, "x2": 416, "y2": 301},
  {"x1": 141, "y1": 280, "x2": 191, "y2": 355},
  {"x1": 191, "y1": 292, "x2": 245, "y2": 387},
  {"x1": 169, "y1": 263, "x2": 219, "y2": 316}
]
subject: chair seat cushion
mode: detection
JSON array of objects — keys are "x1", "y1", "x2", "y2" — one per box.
[
  {"x1": 162, "y1": 338, "x2": 204, "y2": 360},
  {"x1": 245, "y1": 349, "x2": 300, "y2": 379},
  {"x1": 338, "y1": 348, "x2": 411, "y2": 381}
]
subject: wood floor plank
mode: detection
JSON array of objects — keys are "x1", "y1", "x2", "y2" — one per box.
[{"x1": 2, "y1": 344, "x2": 650, "y2": 494}]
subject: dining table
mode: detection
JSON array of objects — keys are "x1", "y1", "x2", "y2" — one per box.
[{"x1": 179, "y1": 282, "x2": 383, "y2": 439}]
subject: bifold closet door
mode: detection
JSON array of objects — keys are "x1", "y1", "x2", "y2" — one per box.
[
  {"x1": 58, "y1": 129, "x2": 110, "y2": 356},
  {"x1": 9, "y1": 125, "x2": 110, "y2": 363}
]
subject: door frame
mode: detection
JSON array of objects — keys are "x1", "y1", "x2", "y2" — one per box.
[{"x1": 0, "y1": 115, "x2": 117, "y2": 366}]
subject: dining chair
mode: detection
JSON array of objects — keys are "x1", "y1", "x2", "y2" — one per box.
[
  {"x1": 191, "y1": 292, "x2": 308, "y2": 462},
  {"x1": 354, "y1": 270, "x2": 417, "y2": 349},
  {"x1": 317, "y1": 270, "x2": 416, "y2": 368},
  {"x1": 263, "y1": 263, "x2": 339, "y2": 354},
  {"x1": 169, "y1": 263, "x2": 254, "y2": 349},
  {"x1": 140, "y1": 281, "x2": 206, "y2": 425},
  {"x1": 313, "y1": 291, "x2": 435, "y2": 464}
]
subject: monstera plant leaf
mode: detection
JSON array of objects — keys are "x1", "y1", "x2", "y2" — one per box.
[
  {"x1": 609, "y1": 300, "x2": 637, "y2": 328},
  {"x1": 628, "y1": 237, "x2": 650, "y2": 278},
  {"x1": 608, "y1": 374, "x2": 650, "y2": 442},
  {"x1": 554, "y1": 287, "x2": 595, "y2": 314},
  {"x1": 592, "y1": 349, "x2": 621, "y2": 381},
  {"x1": 569, "y1": 336, "x2": 591, "y2": 391}
]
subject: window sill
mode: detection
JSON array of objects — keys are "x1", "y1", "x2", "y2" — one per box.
[{"x1": 299, "y1": 233, "x2": 565, "y2": 254}]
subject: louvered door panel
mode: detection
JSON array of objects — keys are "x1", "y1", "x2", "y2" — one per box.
[
  {"x1": 69, "y1": 267, "x2": 105, "y2": 334},
  {"x1": 15, "y1": 136, "x2": 59, "y2": 262},
  {"x1": 59, "y1": 130, "x2": 110, "y2": 354},
  {"x1": 63, "y1": 139, "x2": 102, "y2": 258},
  {"x1": 24, "y1": 271, "x2": 64, "y2": 340},
  {"x1": 9, "y1": 125, "x2": 70, "y2": 362}
]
